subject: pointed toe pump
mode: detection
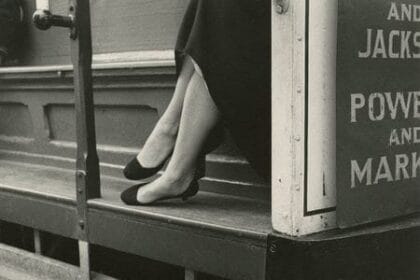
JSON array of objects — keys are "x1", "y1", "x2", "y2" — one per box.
[
  {"x1": 121, "y1": 155, "x2": 206, "y2": 206},
  {"x1": 120, "y1": 178, "x2": 200, "y2": 206},
  {"x1": 123, "y1": 155, "x2": 168, "y2": 181},
  {"x1": 120, "y1": 183, "x2": 146, "y2": 206}
]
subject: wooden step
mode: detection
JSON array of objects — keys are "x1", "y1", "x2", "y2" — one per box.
[
  {"x1": 1, "y1": 159, "x2": 419, "y2": 279},
  {"x1": 0, "y1": 159, "x2": 271, "y2": 280},
  {"x1": 0, "y1": 243, "x2": 114, "y2": 280}
]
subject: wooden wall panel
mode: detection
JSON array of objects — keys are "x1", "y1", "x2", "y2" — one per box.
[
  {"x1": 0, "y1": 103, "x2": 34, "y2": 138},
  {"x1": 0, "y1": 66, "x2": 269, "y2": 201},
  {"x1": 46, "y1": 104, "x2": 159, "y2": 147},
  {"x1": 19, "y1": 0, "x2": 188, "y2": 65}
]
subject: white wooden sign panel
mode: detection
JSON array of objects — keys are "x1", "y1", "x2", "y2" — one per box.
[{"x1": 307, "y1": 0, "x2": 337, "y2": 213}]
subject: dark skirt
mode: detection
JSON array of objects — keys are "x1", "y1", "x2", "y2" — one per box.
[{"x1": 175, "y1": 0, "x2": 271, "y2": 181}]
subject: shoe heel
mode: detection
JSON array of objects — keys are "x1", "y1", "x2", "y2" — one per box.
[
  {"x1": 196, "y1": 154, "x2": 206, "y2": 180},
  {"x1": 203, "y1": 125, "x2": 224, "y2": 153},
  {"x1": 182, "y1": 181, "x2": 199, "y2": 201}
]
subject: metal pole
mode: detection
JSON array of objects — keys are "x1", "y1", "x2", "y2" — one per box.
[
  {"x1": 33, "y1": 1, "x2": 100, "y2": 279},
  {"x1": 69, "y1": 1, "x2": 100, "y2": 279},
  {"x1": 68, "y1": 0, "x2": 101, "y2": 242}
]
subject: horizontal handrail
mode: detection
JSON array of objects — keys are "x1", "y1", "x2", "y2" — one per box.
[{"x1": 0, "y1": 50, "x2": 175, "y2": 74}]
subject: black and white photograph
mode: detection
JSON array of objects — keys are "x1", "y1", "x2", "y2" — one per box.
[{"x1": 0, "y1": 0, "x2": 419, "y2": 279}]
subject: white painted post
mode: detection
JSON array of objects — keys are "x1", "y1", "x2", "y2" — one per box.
[
  {"x1": 271, "y1": 0, "x2": 338, "y2": 236},
  {"x1": 78, "y1": 241, "x2": 91, "y2": 280},
  {"x1": 271, "y1": 0, "x2": 298, "y2": 236},
  {"x1": 185, "y1": 269, "x2": 198, "y2": 280},
  {"x1": 35, "y1": 0, "x2": 49, "y2": 10},
  {"x1": 33, "y1": 230, "x2": 42, "y2": 255}
]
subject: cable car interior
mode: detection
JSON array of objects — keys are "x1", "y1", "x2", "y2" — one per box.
[{"x1": 0, "y1": 0, "x2": 418, "y2": 280}]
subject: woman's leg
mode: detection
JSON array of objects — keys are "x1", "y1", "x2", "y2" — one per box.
[
  {"x1": 136, "y1": 56, "x2": 195, "y2": 167},
  {"x1": 135, "y1": 71, "x2": 221, "y2": 203}
]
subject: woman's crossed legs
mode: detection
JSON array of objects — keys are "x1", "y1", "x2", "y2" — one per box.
[{"x1": 126, "y1": 55, "x2": 221, "y2": 204}]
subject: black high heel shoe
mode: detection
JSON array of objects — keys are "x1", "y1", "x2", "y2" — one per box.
[
  {"x1": 120, "y1": 178, "x2": 200, "y2": 206},
  {"x1": 121, "y1": 155, "x2": 206, "y2": 206},
  {"x1": 123, "y1": 153, "x2": 171, "y2": 181}
]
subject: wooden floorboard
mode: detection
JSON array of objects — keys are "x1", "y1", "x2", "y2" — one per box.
[
  {"x1": 0, "y1": 243, "x2": 115, "y2": 280},
  {"x1": 0, "y1": 159, "x2": 271, "y2": 279},
  {"x1": 0, "y1": 159, "x2": 271, "y2": 239}
]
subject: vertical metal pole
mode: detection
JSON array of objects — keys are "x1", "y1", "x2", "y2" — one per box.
[
  {"x1": 32, "y1": 3, "x2": 99, "y2": 278},
  {"x1": 69, "y1": 1, "x2": 100, "y2": 279},
  {"x1": 69, "y1": 0, "x2": 100, "y2": 237}
]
